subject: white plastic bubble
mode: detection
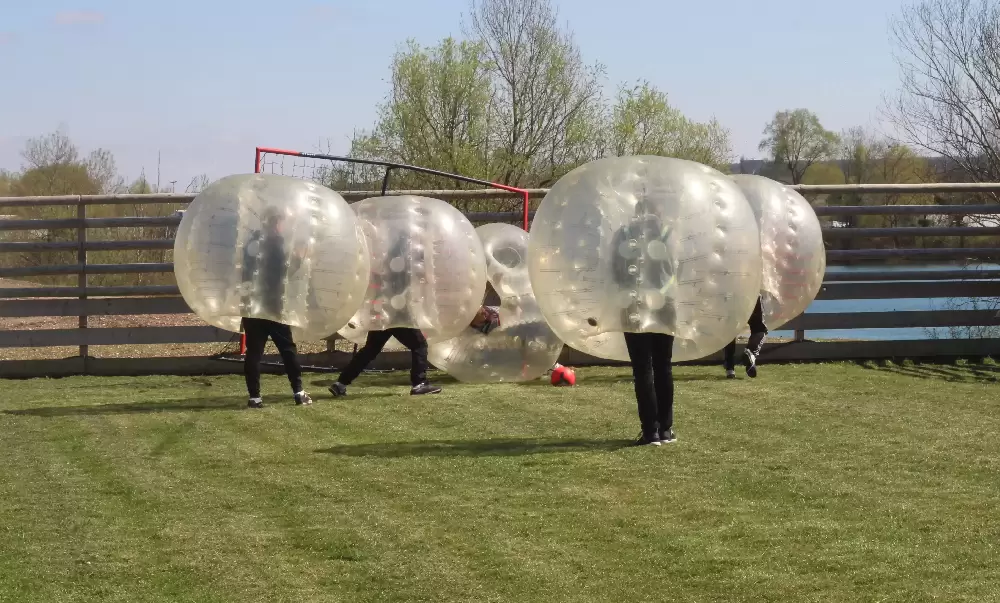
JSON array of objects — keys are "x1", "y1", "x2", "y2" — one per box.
[
  {"x1": 428, "y1": 223, "x2": 564, "y2": 382},
  {"x1": 338, "y1": 195, "x2": 488, "y2": 342},
  {"x1": 730, "y1": 174, "x2": 826, "y2": 329},
  {"x1": 173, "y1": 173, "x2": 370, "y2": 340},
  {"x1": 528, "y1": 156, "x2": 762, "y2": 362}
]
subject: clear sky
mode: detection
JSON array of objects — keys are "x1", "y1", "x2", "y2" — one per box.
[{"x1": 0, "y1": 0, "x2": 908, "y2": 187}]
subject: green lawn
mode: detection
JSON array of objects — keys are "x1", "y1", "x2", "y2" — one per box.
[{"x1": 1, "y1": 361, "x2": 998, "y2": 602}]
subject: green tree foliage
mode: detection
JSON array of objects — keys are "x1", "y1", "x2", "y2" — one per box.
[
  {"x1": 347, "y1": 37, "x2": 492, "y2": 188},
  {"x1": 0, "y1": 170, "x2": 15, "y2": 196},
  {"x1": 800, "y1": 162, "x2": 845, "y2": 185},
  {"x1": 609, "y1": 81, "x2": 732, "y2": 171},
  {"x1": 832, "y1": 126, "x2": 934, "y2": 248},
  {"x1": 0, "y1": 131, "x2": 186, "y2": 287},
  {"x1": 759, "y1": 109, "x2": 840, "y2": 184},
  {"x1": 350, "y1": 0, "x2": 731, "y2": 187}
]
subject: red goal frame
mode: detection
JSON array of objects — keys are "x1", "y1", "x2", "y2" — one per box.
[
  {"x1": 237, "y1": 146, "x2": 532, "y2": 356},
  {"x1": 253, "y1": 147, "x2": 531, "y2": 230}
]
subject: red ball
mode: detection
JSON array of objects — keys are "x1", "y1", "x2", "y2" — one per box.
[{"x1": 551, "y1": 365, "x2": 576, "y2": 386}]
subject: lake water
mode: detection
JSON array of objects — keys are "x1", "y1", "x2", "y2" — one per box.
[{"x1": 771, "y1": 263, "x2": 1000, "y2": 341}]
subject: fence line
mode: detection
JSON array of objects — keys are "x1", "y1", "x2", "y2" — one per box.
[{"x1": 3, "y1": 184, "x2": 1000, "y2": 376}]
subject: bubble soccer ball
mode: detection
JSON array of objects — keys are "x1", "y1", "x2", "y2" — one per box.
[
  {"x1": 528, "y1": 156, "x2": 762, "y2": 362},
  {"x1": 338, "y1": 195, "x2": 488, "y2": 342},
  {"x1": 730, "y1": 174, "x2": 826, "y2": 330},
  {"x1": 427, "y1": 223, "x2": 564, "y2": 383},
  {"x1": 173, "y1": 174, "x2": 370, "y2": 339}
]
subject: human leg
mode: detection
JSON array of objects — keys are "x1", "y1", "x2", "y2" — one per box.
[
  {"x1": 267, "y1": 321, "x2": 311, "y2": 404},
  {"x1": 623, "y1": 332, "x2": 659, "y2": 445},
  {"x1": 723, "y1": 338, "x2": 737, "y2": 378},
  {"x1": 743, "y1": 296, "x2": 769, "y2": 378},
  {"x1": 242, "y1": 318, "x2": 270, "y2": 407},
  {"x1": 392, "y1": 328, "x2": 441, "y2": 395},
  {"x1": 332, "y1": 330, "x2": 394, "y2": 395},
  {"x1": 649, "y1": 333, "x2": 676, "y2": 442}
]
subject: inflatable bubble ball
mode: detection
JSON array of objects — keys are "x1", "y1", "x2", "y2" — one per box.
[
  {"x1": 729, "y1": 174, "x2": 826, "y2": 330},
  {"x1": 173, "y1": 173, "x2": 370, "y2": 340},
  {"x1": 427, "y1": 223, "x2": 564, "y2": 383},
  {"x1": 338, "y1": 195, "x2": 488, "y2": 342},
  {"x1": 528, "y1": 155, "x2": 762, "y2": 362}
]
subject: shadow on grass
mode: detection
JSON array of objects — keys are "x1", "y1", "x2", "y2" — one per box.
[
  {"x1": 4, "y1": 396, "x2": 251, "y2": 417},
  {"x1": 316, "y1": 437, "x2": 633, "y2": 458},
  {"x1": 528, "y1": 373, "x2": 713, "y2": 386},
  {"x1": 859, "y1": 361, "x2": 1000, "y2": 383},
  {"x1": 310, "y1": 373, "x2": 461, "y2": 389}
]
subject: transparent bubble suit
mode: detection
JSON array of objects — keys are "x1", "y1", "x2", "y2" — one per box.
[
  {"x1": 338, "y1": 195, "x2": 488, "y2": 343},
  {"x1": 173, "y1": 173, "x2": 371, "y2": 340},
  {"x1": 730, "y1": 174, "x2": 826, "y2": 330},
  {"x1": 528, "y1": 156, "x2": 762, "y2": 362},
  {"x1": 427, "y1": 223, "x2": 564, "y2": 383}
]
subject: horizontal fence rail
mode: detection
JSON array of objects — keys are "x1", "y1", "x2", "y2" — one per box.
[{"x1": 3, "y1": 183, "x2": 1000, "y2": 377}]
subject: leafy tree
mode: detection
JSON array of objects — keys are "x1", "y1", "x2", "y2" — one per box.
[
  {"x1": 12, "y1": 163, "x2": 100, "y2": 196},
  {"x1": 801, "y1": 162, "x2": 845, "y2": 185},
  {"x1": 836, "y1": 126, "x2": 933, "y2": 246},
  {"x1": 348, "y1": 37, "x2": 492, "y2": 188},
  {"x1": 758, "y1": 109, "x2": 840, "y2": 184},
  {"x1": 0, "y1": 169, "x2": 17, "y2": 196},
  {"x1": 8, "y1": 129, "x2": 118, "y2": 197},
  {"x1": 607, "y1": 81, "x2": 732, "y2": 170}
]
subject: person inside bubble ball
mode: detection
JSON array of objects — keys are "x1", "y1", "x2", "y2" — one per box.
[
  {"x1": 610, "y1": 198, "x2": 677, "y2": 446},
  {"x1": 240, "y1": 207, "x2": 313, "y2": 409},
  {"x1": 468, "y1": 301, "x2": 566, "y2": 376},
  {"x1": 722, "y1": 295, "x2": 768, "y2": 379},
  {"x1": 328, "y1": 234, "x2": 442, "y2": 398}
]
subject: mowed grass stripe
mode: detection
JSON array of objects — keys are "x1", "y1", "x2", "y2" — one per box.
[{"x1": 0, "y1": 362, "x2": 998, "y2": 602}]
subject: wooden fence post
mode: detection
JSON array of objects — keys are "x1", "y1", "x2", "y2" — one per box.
[{"x1": 77, "y1": 199, "x2": 88, "y2": 368}]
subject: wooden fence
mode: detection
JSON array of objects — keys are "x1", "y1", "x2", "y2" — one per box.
[{"x1": 2, "y1": 183, "x2": 1000, "y2": 378}]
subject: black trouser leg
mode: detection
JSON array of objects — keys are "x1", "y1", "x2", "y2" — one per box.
[
  {"x1": 624, "y1": 332, "x2": 658, "y2": 437},
  {"x1": 268, "y1": 322, "x2": 303, "y2": 394},
  {"x1": 746, "y1": 296, "x2": 769, "y2": 356},
  {"x1": 649, "y1": 333, "x2": 675, "y2": 431},
  {"x1": 338, "y1": 330, "x2": 394, "y2": 385},
  {"x1": 391, "y1": 328, "x2": 429, "y2": 386},
  {"x1": 723, "y1": 339, "x2": 737, "y2": 370},
  {"x1": 242, "y1": 318, "x2": 270, "y2": 399}
]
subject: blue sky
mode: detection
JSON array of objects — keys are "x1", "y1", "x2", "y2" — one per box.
[{"x1": 0, "y1": 0, "x2": 907, "y2": 187}]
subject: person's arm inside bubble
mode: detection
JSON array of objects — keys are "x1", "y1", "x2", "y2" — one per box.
[{"x1": 469, "y1": 305, "x2": 501, "y2": 334}]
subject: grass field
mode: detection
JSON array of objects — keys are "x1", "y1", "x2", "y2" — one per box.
[{"x1": 1, "y1": 361, "x2": 998, "y2": 602}]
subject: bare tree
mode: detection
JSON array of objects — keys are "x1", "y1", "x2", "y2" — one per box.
[
  {"x1": 184, "y1": 174, "x2": 211, "y2": 193},
  {"x1": 884, "y1": 0, "x2": 1000, "y2": 187},
  {"x1": 464, "y1": 0, "x2": 605, "y2": 185},
  {"x1": 85, "y1": 148, "x2": 126, "y2": 193},
  {"x1": 21, "y1": 128, "x2": 78, "y2": 168}
]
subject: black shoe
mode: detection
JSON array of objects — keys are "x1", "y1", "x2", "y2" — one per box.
[
  {"x1": 247, "y1": 398, "x2": 264, "y2": 409},
  {"x1": 658, "y1": 428, "x2": 677, "y2": 444},
  {"x1": 410, "y1": 382, "x2": 442, "y2": 395},
  {"x1": 328, "y1": 382, "x2": 347, "y2": 397},
  {"x1": 632, "y1": 432, "x2": 661, "y2": 447},
  {"x1": 295, "y1": 392, "x2": 313, "y2": 406},
  {"x1": 725, "y1": 367, "x2": 736, "y2": 379},
  {"x1": 742, "y1": 349, "x2": 758, "y2": 378}
]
